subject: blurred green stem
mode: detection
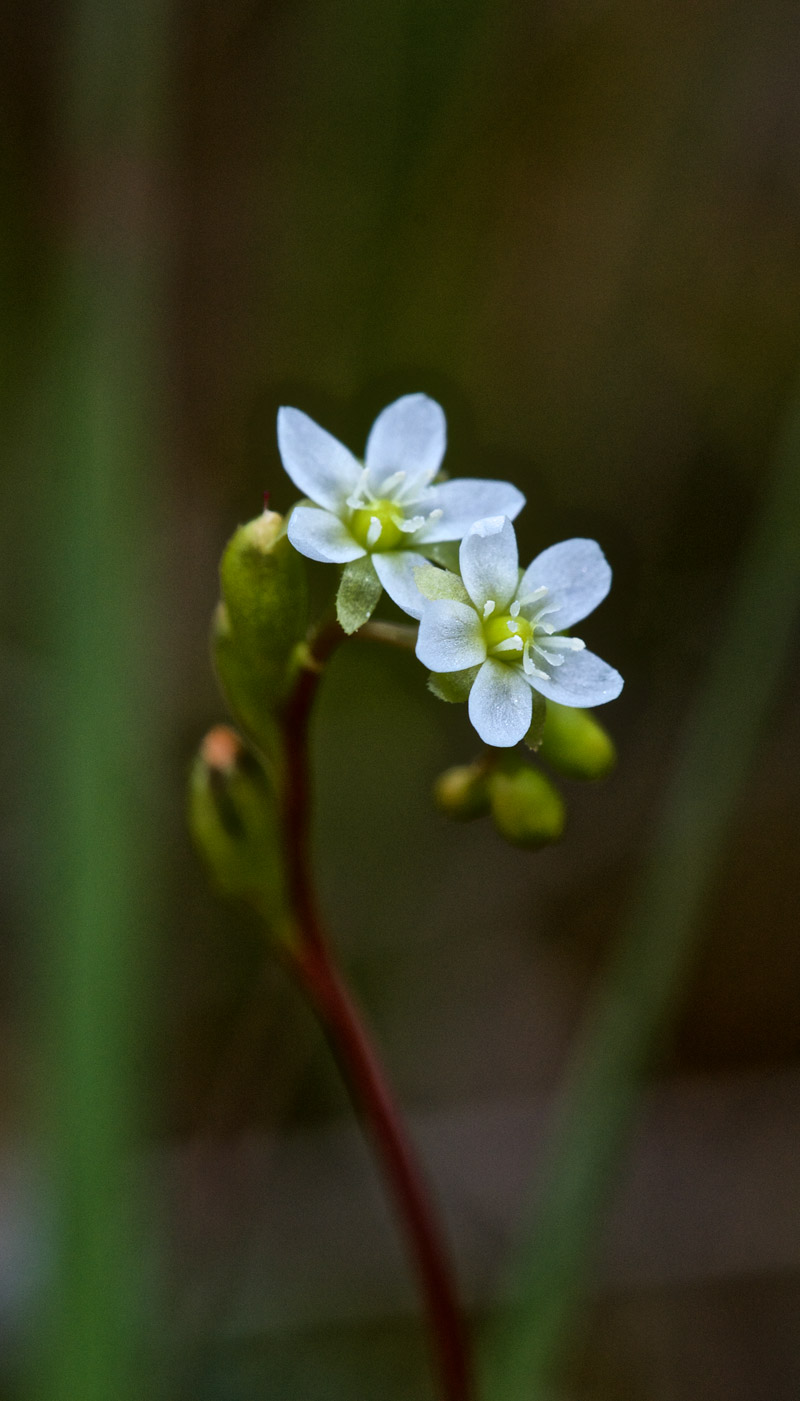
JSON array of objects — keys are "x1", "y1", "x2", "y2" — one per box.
[
  {"x1": 31, "y1": 5, "x2": 168, "y2": 1401},
  {"x1": 280, "y1": 619, "x2": 473, "y2": 1401},
  {"x1": 481, "y1": 379, "x2": 800, "y2": 1399}
]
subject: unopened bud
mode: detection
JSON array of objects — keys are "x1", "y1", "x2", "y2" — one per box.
[
  {"x1": 488, "y1": 760, "x2": 565, "y2": 849},
  {"x1": 213, "y1": 510, "x2": 309, "y2": 755},
  {"x1": 188, "y1": 725, "x2": 289, "y2": 934},
  {"x1": 433, "y1": 762, "x2": 490, "y2": 821},
  {"x1": 539, "y1": 701, "x2": 616, "y2": 781}
]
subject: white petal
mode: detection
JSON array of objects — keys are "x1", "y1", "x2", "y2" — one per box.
[
  {"x1": 415, "y1": 478, "x2": 525, "y2": 543},
  {"x1": 288, "y1": 505, "x2": 365, "y2": 564},
  {"x1": 459, "y1": 516, "x2": 519, "y2": 611},
  {"x1": 528, "y1": 648, "x2": 623, "y2": 707},
  {"x1": 468, "y1": 659, "x2": 533, "y2": 747},
  {"x1": 372, "y1": 550, "x2": 431, "y2": 620},
  {"x1": 365, "y1": 394, "x2": 446, "y2": 492},
  {"x1": 519, "y1": 538, "x2": 611, "y2": 630},
  {"x1": 416, "y1": 600, "x2": 486, "y2": 671},
  {"x1": 278, "y1": 407, "x2": 362, "y2": 512}
]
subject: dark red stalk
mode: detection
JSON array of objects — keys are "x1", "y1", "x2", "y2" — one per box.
[{"x1": 279, "y1": 619, "x2": 473, "y2": 1401}]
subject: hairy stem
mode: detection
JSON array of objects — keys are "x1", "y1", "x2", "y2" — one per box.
[{"x1": 279, "y1": 619, "x2": 473, "y2": 1401}]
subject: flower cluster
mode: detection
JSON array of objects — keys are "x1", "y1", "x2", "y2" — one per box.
[{"x1": 278, "y1": 393, "x2": 622, "y2": 747}]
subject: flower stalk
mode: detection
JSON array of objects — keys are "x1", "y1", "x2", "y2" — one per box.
[{"x1": 277, "y1": 619, "x2": 473, "y2": 1401}]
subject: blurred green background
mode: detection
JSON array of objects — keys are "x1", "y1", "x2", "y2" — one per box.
[{"x1": 2, "y1": 1, "x2": 800, "y2": 1398}]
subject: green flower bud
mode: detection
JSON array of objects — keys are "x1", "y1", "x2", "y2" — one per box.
[
  {"x1": 212, "y1": 510, "x2": 309, "y2": 756},
  {"x1": 188, "y1": 725, "x2": 290, "y2": 936},
  {"x1": 433, "y1": 762, "x2": 491, "y2": 821},
  {"x1": 488, "y1": 760, "x2": 565, "y2": 849},
  {"x1": 539, "y1": 701, "x2": 616, "y2": 780}
]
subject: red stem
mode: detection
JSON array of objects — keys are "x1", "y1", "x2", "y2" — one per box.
[{"x1": 279, "y1": 621, "x2": 473, "y2": 1401}]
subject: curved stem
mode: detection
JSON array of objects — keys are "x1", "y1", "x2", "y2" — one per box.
[
  {"x1": 279, "y1": 620, "x2": 473, "y2": 1401},
  {"x1": 291, "y1": 941, "x2": 472, "y2": 1401}
]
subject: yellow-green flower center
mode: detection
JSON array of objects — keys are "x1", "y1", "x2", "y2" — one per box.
[
  {"x1": 484, "y1": 611, "x2": 533, "y2": 659},
  {"x1": 350, "y1": 501, "x2": 405, "y2": 552}
]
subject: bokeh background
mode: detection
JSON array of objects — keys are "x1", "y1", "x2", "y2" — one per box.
[{"x1": 2, "y1": 2, "x2": 799, "y2": 1398}]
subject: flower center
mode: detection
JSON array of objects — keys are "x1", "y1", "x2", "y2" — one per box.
[
  {"x1": 349, "y1": 501, "x2": 405, "y2": 552},
  {"x1": 484, "y1": 611, "x2": 533, "y2": 660}
]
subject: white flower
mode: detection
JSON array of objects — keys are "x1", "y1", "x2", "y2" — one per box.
[
  {"x1": 416, "y1": 516, "x2": 623, "y2": 747},
  {"x1": 278, "y1": 394, "x2": 524, "y2": 628}
]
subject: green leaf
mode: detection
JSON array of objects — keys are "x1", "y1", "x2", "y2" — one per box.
[
  {"x1": 336, "y1": 555, "x2": 382, "y2": 634},
  {"x1": 523, "y1": 692, "x2": 547, "y2": 751},
  {"x1": 414, "y1": 563, "x2": 471, "y2": 605},
  {"x1": 428, "y1": 666, "x2": 480, "y2": 702}
]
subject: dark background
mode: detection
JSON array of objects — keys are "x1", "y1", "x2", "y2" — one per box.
[{"x1": 2, "y1": 2, "x2": 799, "y2": 1398}]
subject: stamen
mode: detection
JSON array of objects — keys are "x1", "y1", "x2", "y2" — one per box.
[
  {"x1": 399, "y1": 514, "x2": 425, "y2": 533},
  {"x1": 535, "y1": 621, "x2": 555, "y2": 636},
  {"x1": 394, "y1": 473, "x2": 432, "y2": 506},
  {"x1": 494, "y1": 636, "x2": 524, "y2": 653},
  {"x1": 534, "y1": 643, "x2": 564, "y2": 667},
  {"x1": 510, "y1": 600, "x2": 521, "y2": 617},
  {"x1": 517, "y1": 587, "x2": 548, "y2": 606},
  {"x1": 427, "y1": 508, "x2": 443, "y2": 522},
  {"x1": 379, "y1": 470, "x2": 406, "y2": 497},
  {"x1": 507, "y1": 619, "x2": 519, "y2": 634},
  {"x1": 366, "y1": 516, "x2": 382, "y2": 548},
  {"x1": 346, "y1": 466, "x2": 373, "y2": 510},
  {"x1": 542, "y1": 635, "x2": 585, "y2": 652},
  {"x1": 482, "y1": 600, "x2": 496, "y2": 619},
  {"x1": 523, "y1": 641, "x2": 548, "y2": 679}
]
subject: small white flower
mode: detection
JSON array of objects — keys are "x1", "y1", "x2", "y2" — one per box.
[
  {"x1": 278, "y1": 394, "x2": 524, "y2": 627},
  {"x1": 416, "y1": 516, "x2": 623, "y2": 747}
]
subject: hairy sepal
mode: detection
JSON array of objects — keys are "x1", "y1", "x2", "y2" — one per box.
[
  {"x1": 428, "y1": 665, "x2": 480, "y2": 703},
  {"x1": 337, "y1": 555, "x2": 383, "y2": 634},
  {"x1": 414, "y1": 562, "x2": 471, "y2": 606}
]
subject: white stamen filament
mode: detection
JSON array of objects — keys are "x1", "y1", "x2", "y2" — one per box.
[
  {"x1": 366, "y1": 516, "x2": 382, "y2": 548},
  {"x1": 534, "y1": 644, "x2": 564, "y2": 667},
  {"x1": 542, "y1": 635, "x2": 585, "y2": 652},
  {"x1": 517, "y1": 587, "x2": 548, "y2": 606},
  {"x1": 523, "y1": 641, "x2": 548, "y2": 679},
  {"x1": 399, "y1": 514, "x2": 425, "y2": 533},
  {"x1": 494, "y1": 636, "x2": 524, "y2": 654},
  {"x1": 482, "y1": 600, "x2": 495, "y2": 619},
  {"x1": 345, "y1": 466, "x2": 373, "y2": 510},
  {"x1": 380, "y1": 470, "x2": 406, "y2": 496},
  {"x1": 510, "y1": 600, "x2": 521, "y2": 617}
]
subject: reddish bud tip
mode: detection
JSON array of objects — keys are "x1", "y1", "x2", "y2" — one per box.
[{"x1": 201, "y1": 724, "x2": 243, "y2": 775}]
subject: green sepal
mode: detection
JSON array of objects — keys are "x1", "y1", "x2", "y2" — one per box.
[
  {"x1": 428, "y1": 666, "x2": 480, "y2": 703},
  {"x1": 424, "y1": 540, "x2": 461, "y2": 572},
  {"x1": 213, "y1": 510, "x2": 309, "y2": 759},
  {"x1": 523, "y1": 692, "x2": 547, "y2": 751},
  {"x1": 188, "y1": 726, "x2": 291, "y2": 939},
  {"x1": 488, "y1": 758, "x2": 565, "y2": 849},
  {"x1": 433, "y1": 762, "x2": 491, "y2": 821},
  {"x1": 539, "y1": 701, "x2": 617, "y2": 780},
  {"x1": 414, "y1": 563, "x2": 471, "y2": 606},
  {"x1": 336, "y1": 555, "x2": 382, "y2": 634}
]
